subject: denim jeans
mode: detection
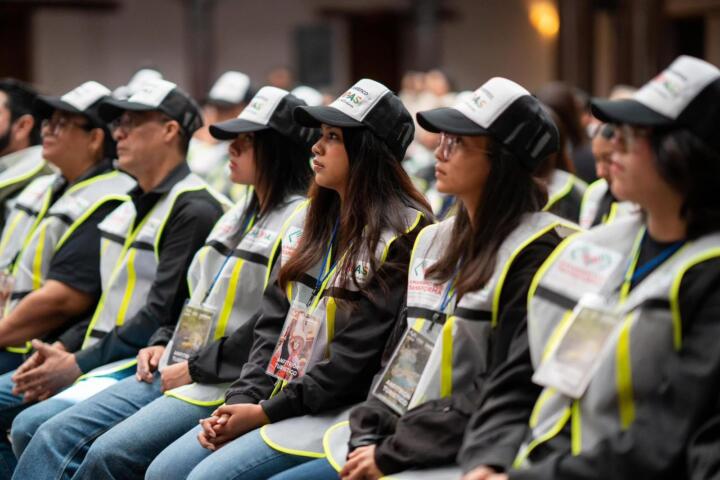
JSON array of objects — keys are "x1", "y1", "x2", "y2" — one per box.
[
  {"x1": 268, "y1": 458, "x2": 339, "y2": 480},
  {"x1": 0, "y1": 369, "x2": 39, "y2": 480},
  {"x1": 10, "y1": 373, "x2": 212, "y2": 480},
  {"x1": 147, "y1": 427, "x2": 314, "y2": 480}
]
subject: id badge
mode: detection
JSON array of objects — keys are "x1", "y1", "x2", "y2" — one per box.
[
  {"x1": 532, "y1": 293, "x2": 623, "y2": 398},
  {"x1": 266, "y1": 303, "x2": 322, "y2": 382},
  {"x1": 167, "y1": 302, "x2": 216, "y2": 365},
  {"x1": 0, "y1": 270, "x2": 15, "y2": 318},
  {"x1": 372, "y1": 328, "x2": 435, "y2": 415}
]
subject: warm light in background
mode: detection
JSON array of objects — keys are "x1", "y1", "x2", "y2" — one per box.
[{"x1": 529, "y1": 1, "x2": 560, "y2": 39}]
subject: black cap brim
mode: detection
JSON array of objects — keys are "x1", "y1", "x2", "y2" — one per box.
[
  {"x1": 209, "y1": 118, "x2": 270, "y2": 140},
  {"x1": 293, "y1": 105, "x2": 363, "y2": 128},
  {"x1": 590, "y1": 98, "x2": 674, "y2": 126},
  {"x1": 34, "y1": 96, "x2": 83, "y2": 119},
  {"x1": 98, "y1": 98, "x2": 158, "y2": 122},
  {"x1": 416, "y1": 108, "x2": 489, "y2": 135}
]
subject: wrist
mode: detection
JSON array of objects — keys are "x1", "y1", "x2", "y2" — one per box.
[{"x1": 255, "y1": 404, "x2": 270, "y2": 426}]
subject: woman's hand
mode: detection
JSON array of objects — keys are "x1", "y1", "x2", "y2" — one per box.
[
  {"x1": 160, "y1": 361, "x2": 191, "y2": 392},
  {"x1": 196, "y1": 403, "x2": 270, "y2": 450},
  {"x1": 135, "y1": 346, "x2": 165, "y2": 383},
  {"x1": 341, "y1": 445, "x2": 383, "y2": 480},
  {"x1": 462, "y1": 466, "x2": 508, "y2": 480}
]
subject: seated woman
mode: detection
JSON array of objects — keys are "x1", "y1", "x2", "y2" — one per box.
[
  {"x1": 463, "y1": 55, "x2": 720, "y2": 480},
  {"x1": 9, "y1": 86, "x2": 315, "y2": 480},
  {"x1": 272, "y1": 77, "x2": 576, "y2": 480},
  {"x1": 144, "y1": 79, "x2": 432, "y2": 480}
]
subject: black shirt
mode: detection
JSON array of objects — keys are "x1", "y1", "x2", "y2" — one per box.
[{"x1": 74, "y1": 162, "x2": 225, "y2": 372}]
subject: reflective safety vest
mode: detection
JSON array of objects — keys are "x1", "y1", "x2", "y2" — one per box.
[
  {"x1": 577, "y1": 178, "x2": 636, "y2": 230},
  {"x1": 4, "y1": 170, "x2": 135, "y2": 353},
  {"x1": 79, "y1": 172, "x2": 231, "y2": 377},
  {"x1": 543, "y1": 169, "x2": 586, "y2": 223},
  {"x1": 162, "y1": 195, "x2": 309, "y2": 406},
  {"x1": 259, "y1": 206, "x2": 427, "y2": 458},
  {"x1": 0, "y1": 145, "x2": 50, "y2": 227},
  {"x1": 322, "y1": 212, "x2": 578, "y2": 472},
  {"x1": 515, "y1": 214, "x2": 720, "y2": 468}
]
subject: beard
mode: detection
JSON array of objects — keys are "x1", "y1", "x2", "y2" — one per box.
[{"x1": 0, "y1": 126, "x2": 12, "y2": 156}]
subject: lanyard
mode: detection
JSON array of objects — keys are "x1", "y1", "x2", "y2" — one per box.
[
  {"x1": 624, "y1": 230, "x2": 685, "y2": 290},
  {"x1": 201, "y1": 209, "x2": 257, "y2": 304},
  {"x1": 306, "y1": 219, "x2": 340, "y2": 308},
  {"x1": 431, "y1": 263, "x2": 461, "y2": 325}
]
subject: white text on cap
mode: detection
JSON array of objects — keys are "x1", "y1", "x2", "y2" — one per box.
[
  {"x1": 127, "y1": 79, "x2": 178, "y2": 108},
  {"x1": 329, "y1": 79, "x2": 389, "y2": 122},
  {"x1": 61, "y1": 81, "x2": 111, "y2": 111},
  {"x1": 238, "y1": 86, "x2": 288, "y2": 126},
  {"x1": 634, "y1": 55, "x2": 720, "y2": 120},
  {"x1": 454, "y1": 77, "x2": 530, "y2": 128}
]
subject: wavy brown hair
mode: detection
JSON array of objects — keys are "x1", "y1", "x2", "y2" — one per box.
[
  {"x1": 426, "y1": 138, "x2": 548, "y2": 297},
  {"x1": 279, "y1": 127, "x2": 432, "y2": 293}
]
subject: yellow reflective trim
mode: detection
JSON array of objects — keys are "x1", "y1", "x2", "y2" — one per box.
[
  {"x1": 100, "y1": 238, "x2": 111, "y2": 257},
  {"x1": 11, "y1": 184, "x2": 54, "y2": 276},
  {"x1": 285, "y1": 282, "x2": 293, "y2": 302},
  {"x1": 115, "y1": 249, "x2": 137, "y2": 326},
  {"x1": 541, "y1": 310, "x2": 575, "y2": 362},
  {"x1": 31, "y1": 224, "x2": 47, "y2": 290},
  {"x1": 214, "y1": 259, "x2": 244, "y2": 340},
  {"x1": 543, "y1": 173, "x2": 575, "y2": 212},
  {"x1": 571, "y1": 400, "x2": 582, "y2": 455},
  {"x1": 668, "y1": 247, "x2": 720, "y2": 350},
  {"x1": 580, "y1": 179, "x2": 605, "y2": 218},
  {"x1": 55, "y1": 194, "x2": 130, "y2": 252},
  {"x1": 164, "y1": 389, "x2": 224, "y2": 407},
  {"x1": 412, "y1": 318, "x2": 425, "y2": 331},
  {"x1": 492, "y1": 221, "x2": 574, "y2": 327},
  {"x1": 325, "y1": 297, "x2": 336, "y2": 355},
  {"x1": 619, "y1": 228, "x2": 645, "y2": 302},
  {"x1": 153, "y1": 186, "x2": 208, "y2": 261},
  {"x1": 616, "y1": 313, "x2": 635, "y2": 429},
  {"x1": 77, "y1": 359, "x2": 138, "y2": 381},
  {"x1": 323, "y1": 420, "x2": 350, "y2": 472},
  {"x1": 440, "y1": 315, "x2": 455, "y2": 397},
  {"x1": 0, "y1": 159, "x2": 45, "y2": 191},
  {"x1": 526, "y1": 232, "x2": 580, "y2": 316},
  {"x1": 264, "y1": 200, "x2": 310, "y2": 289},
  {"x1": 260, "y1": 425, "x2": 326, "y2": 458},
  {"x1": 0, "y1": 212, "x2": 26, "y2": 256},
  {"x1": 6, "y1": 343, "x2": 30, "y2": 354},
  {"x1": 529, "y1": 387, "x2": 557, "y2": 428},
  {"x1": 190, "y1": 247, "x2": 211, "y2": 293},
  {"x1": 513, "y1": 407, "x2": 571, "y2": 469}
]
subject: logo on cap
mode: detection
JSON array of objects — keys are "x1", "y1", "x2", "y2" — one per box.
[
  {"x1": 61, "y1": 81, "x2": 111, "y2": 112},
  {"x1": 329, "y1": 79, "x2": 389, "y2": 122},
  {"x1": 128, "y1": 79, "x2": 178, "y2": 108}
]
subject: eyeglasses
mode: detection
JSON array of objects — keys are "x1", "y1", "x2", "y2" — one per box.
[
  {"x1": 611, "y1": 124, "x2": 651, "y2": 152},
  {"x1": 41, "y1": 117, "x2": 94, "y2": 136},
  {"x1": 109, "y1": 113, "x2": 171, "y2": 134},
  {"x1": 439, "y1": 132, "x2": 460, "y2": 159}
]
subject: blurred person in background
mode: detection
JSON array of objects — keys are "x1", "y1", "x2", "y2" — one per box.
[
  {"x1": 112, "y1": 68, "x2": 163, "y2": 101},
  {"x1": 537, "y1": 82, "x2": 596, "y2": 183},
  {"x1": 0, "y1": 79, "x2": 51, "y2": 231},
  {"x1": 189, "y1": 71, "x2": 254, "y2": 202},
  {"x1": 267, "y1": 66, "x2": 294, "y2": 91}
]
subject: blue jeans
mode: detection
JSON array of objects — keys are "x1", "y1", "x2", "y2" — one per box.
[
  {"x1": 0, "y1": 369, "x2": 35, "y2": 479},
  {"x1": 147, "y1": 427, "x2": 314, "y2": 480},
  {"x1": 268, "y1": 458, "x2": 339, "y2": 479},
  {"x1": 11, "y1": 374, "x2": 211, "y2": 480}
]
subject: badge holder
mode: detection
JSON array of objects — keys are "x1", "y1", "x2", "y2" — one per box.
[
  {"x1": 266, "y1": 299, "x2": 322, "y2": 382},
  {"x1": 532, "y1": 293, "x2": 623, "y2": 399},
  {"x1": 167, "y1": 301, "x2": 217, "y2": 365}
]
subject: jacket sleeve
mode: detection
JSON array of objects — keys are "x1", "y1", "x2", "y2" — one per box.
[
  {"x1": 508, "y1": 259, "x2": 720, "y2": 480},
  {"x1": 365, "y1": 232, "x2": 559, "y2": 474}
]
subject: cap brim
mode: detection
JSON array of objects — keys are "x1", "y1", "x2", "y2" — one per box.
[
  {"x1": 293, "y1": 105, "x2": 363, "y2": 128},
  {"x1": 416, "y1": 108, "x2": 489, "y2": 135},
  {"x1": 209, "y1": 118, "x2": 270, "y2": 140},
  {"x1": 34, "y1": 96, "x2": 83, "y2": 119},
  {"x1": 590, "y1": 99, "x2": 673, "y2": 126},
  {"x1": 99, "y1": 98, "x2": 157, "y2": 122}
]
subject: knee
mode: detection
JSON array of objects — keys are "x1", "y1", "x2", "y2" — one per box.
[
  {"x1": 82, "y1": 434, "x2": 115, "y2": 469},
  {"x1": 10, "y1": 408, "x2": 50, "y2": 457}
]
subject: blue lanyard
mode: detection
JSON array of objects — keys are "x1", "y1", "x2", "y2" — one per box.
[
  {"x1": 201, "y1": 209, "x2": 257, "y2": 304},
  {"x1": 307, "y1": 219, "x2": 340, "y2": 308},
  {"x1": 628, "y1": 232, "x2": 684, "y2": 285},
  {"x1": 431, "y1": 264, "x2": 461, "y2": 325}
]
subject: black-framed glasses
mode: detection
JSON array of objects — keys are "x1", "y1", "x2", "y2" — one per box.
[{"x1": 41, "y1": 117, "x2": 94, "y2": 136}]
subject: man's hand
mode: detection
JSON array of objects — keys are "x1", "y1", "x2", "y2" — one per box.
[
  {"x1": 135, "y1": 346, "x2": 165, "y2": 383},
  {"x1": 11, "y1": 339, "x2": 81, "y2": 401},
  {"x1": 160, "y1": 360, "x2": 192, "y2": 392},
  {"x1": 341, "y1": 445, "x2": 384, "y2": 480},
  {"x1": 196, "y1": 403, "x2": 270, "y2": 450},
  {"x1": 462, "y1": 466, "x2": 508, "y2": 480}
]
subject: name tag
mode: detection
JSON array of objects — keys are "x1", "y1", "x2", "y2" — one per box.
[
  {"x1": 167, "y1": 302, "x2": 216, "y2": 365},
  {"x1": 532, "y1": 294, "x2": 623, "y2": 398},
  {"x1": 266, "y1": 300, "x2": 322, "y2": 382}
]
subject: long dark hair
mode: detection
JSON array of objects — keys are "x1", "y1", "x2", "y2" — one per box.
[
  {"x1": 650, "y1": 128, "x2": 720, "y2": 239},
  {"x1": 427, "y1": 138, "x2": 548, "y2": 297},
  {"x1": 242, "y1": 128, "x2": 312, "y2": 219},
  {"x1": 279, "y1": 128, "x2": 431, "y2": 291}
]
